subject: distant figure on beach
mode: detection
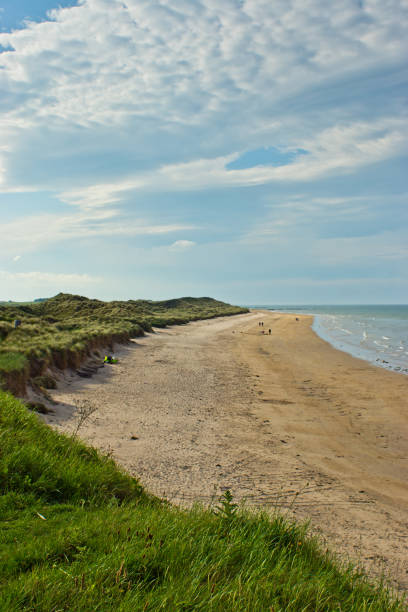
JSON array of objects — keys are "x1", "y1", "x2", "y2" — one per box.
[
  {"x1": 296, "y1": 317, "x2": 299, "y2": 321},
  {"x1": 268, "y1": 329, "x2": 271, "y2": 335},
  {"x1": 104, "y1": 355, "x2": 118, "y2": 364}
]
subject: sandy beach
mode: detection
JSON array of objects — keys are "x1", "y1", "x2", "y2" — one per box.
[{"x1": 45, "y1": 311, "x2": 408, "y2": 590}]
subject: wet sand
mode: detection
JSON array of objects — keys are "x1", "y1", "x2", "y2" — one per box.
[{"x1": 46, "y1": 311, "x2": 408, "y2": 590}]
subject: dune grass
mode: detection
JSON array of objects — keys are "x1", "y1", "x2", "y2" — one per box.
[
  {"x1": 0, "y1": 352, "x2": 28, "y2": 373},
  {"x1": 0, "y1": 293, "x2": 247, "y2": 394},
  {"x1": 1, "y1": 391, "x2": 405, "y2": 611}
]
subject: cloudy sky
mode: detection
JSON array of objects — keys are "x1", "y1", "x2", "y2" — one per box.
[{"x1": 0, "y1": 0, "x2": 407, "y2": 304}]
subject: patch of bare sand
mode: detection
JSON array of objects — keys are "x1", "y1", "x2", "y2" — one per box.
[{"x1": 46, "y1": 311, "x2": 408, "y2": 591}]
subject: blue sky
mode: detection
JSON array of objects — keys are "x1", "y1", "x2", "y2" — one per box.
[
  {"x1": 0, "y1": 0, "x2": 407, "y2": 304},
  {"x1": 0, "y1": 1, "x2": 79, "y2": 32}
]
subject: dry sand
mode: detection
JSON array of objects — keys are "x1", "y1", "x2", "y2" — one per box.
[{"x1": 45, "y1": 311, "x2": 408, "y2": 590}]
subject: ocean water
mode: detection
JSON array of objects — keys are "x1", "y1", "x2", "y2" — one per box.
[{"x1": 248, "y1": 305, "x2": 408, "y2": 374}]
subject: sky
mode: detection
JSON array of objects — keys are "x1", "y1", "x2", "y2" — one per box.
[{"x1": 0, "y1": 0, "x2": 407, "y2": 305}]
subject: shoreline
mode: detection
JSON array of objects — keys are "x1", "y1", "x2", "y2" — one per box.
[
  {"x1": 254, "y1": 307, "x2": 408, "y2": 376},
  {"x1": 312, "y1": 315, "x2": 408, "y2": 376},
  {"x1": 46, "y1": 311, "x2": 408, "y2": 591}
]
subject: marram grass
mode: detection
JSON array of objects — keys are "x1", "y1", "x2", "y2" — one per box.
[
  {"x1": 0, "y1": 391, "x2": 405, "y2": 611},
  {"x1": 0, "y1": 293, "x2": 248, "y2": 394},
  {"x1": 0, "y1": 352, "x2": 28, "y2": 374}
]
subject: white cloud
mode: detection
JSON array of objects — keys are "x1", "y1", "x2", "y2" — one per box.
[
  {"x1": 56, "y1": 116, "x2": 408, "y2": 205},
  {"x1": 154, "y1": 117, "x2": 407, "y2": 187},
  {"x1": 1, "y1": 0, "x2": 405, "y2": 127},
  {"x1": 0, "y1": 0, "x2": 406, "y2": 194},
  {"x1": 0, "y1": 208, "x2": 196, "y2": 253},
  {"x1": 12, "y1": 255, "x2": 21, "y2": 262},
  {"x1": 0, "y1": 270, "x2": 101, "y2": 285},
  {"x1": 243, "y1": 194, "x2": 376, "y2": 244},
  {"x1": 0, "y1": 1, "x2": 406, "y2": 304},
  {"x1": 169, "y1": 240, "x2": 196, "y2": 251},
  {"x1": 310, "y1": 232, "x2": 408, "y2": 265},
  {"x1": 58, "y1": 179, "x2": 148, "y2": 209},
  {"x1": 234, "y1": 275, "x2": 408, "y2": 289},
  {"x1": 238, "y1": 192, "x2": 408, "y2": 274}
]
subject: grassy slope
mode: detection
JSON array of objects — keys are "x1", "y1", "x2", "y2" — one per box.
[
  {"x1": 1, "y1": 391, "x2": 404, "y2": 611},
  {"x1": 0, "y1": 293, "x2": 247, "y2": 395}
]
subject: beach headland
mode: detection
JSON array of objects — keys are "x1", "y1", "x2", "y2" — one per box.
[{"x1": 47, "y1": 310, "x2": 408, "y2": 590}]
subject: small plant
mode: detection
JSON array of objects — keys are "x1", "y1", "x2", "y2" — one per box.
[
  {"x1": 213, "y1": 489, "x2": 238, "y2": 523},
  {"x1": 72, "y1": 398, "x2": 97, "y2": 437}
]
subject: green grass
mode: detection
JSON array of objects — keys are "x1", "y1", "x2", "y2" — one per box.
[
  {"x1": 0, "y1": 352, "x2": 28, "y2": 373},
  {"x1": 0, "y1": 391, "x2": 405, "y2": 611},
  {"x1": 0, "y1": 293, "x2": 248, "y2": 394},
  {"x1": 0, "y1": 301, "x2": 39, "y2": 307}
]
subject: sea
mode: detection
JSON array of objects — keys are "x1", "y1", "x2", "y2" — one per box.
[{"x1": 247, "y1": 305, "x2": 408, "y2": 375}]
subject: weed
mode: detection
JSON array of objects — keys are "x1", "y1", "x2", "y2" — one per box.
[
  {"x1": 72, "y1": 398, "x2": 98, "y2": 437},
  {"x1": 213, "y1": 489, "x2": 238, "y2": 523}
]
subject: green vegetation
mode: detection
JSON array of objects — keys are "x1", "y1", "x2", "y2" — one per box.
[
  {"x1": 0, "y1": 352, "x2": 28, "y2": 374},
  {"x1": 0, "y1": 293, "x2": 247, "y2": 395},
  {"x1": 1, "y1": 391, "x2": 404, "y2": 611},
  {"x1": 0, "y1": 353, "x2": 29, "y2": 397},
  {"x1": 1, "y1": 296, "x2": 404, "y2": 609},
  {"x1": 0, "y1": 301, "x2": 42, "y2": 307}
]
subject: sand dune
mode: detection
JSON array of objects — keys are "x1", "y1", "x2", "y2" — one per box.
[{"x1": 46, "y1": 311, "x2": 408, "y2": 591}]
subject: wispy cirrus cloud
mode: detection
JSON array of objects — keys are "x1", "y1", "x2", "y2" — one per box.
[
  {"x1": 240, "y1": 192, "x2": 408, "y2": 275},
  {"x1": 0, "y1": 269, "x2": 100, "y2": 285},
  {"x1": 243, "y1": 192, "x2": 408, "y2": 239},
  {"x1": 57, "y1": 116, "x2": 408, "y2": 208},
  {"x1": 0, "y1": 207, "x2": 196, "y2": 253},
  {"x1": 0, "y1": 268, "x2": 102, "y2": 303}
]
